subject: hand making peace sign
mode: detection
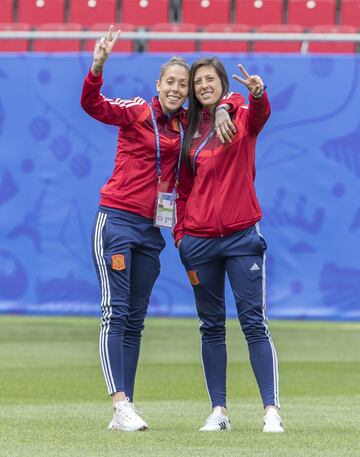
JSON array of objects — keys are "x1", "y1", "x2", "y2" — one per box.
[
  {"x1": 233, "y1": 64, "x2": 265, "y2": 97},
  {"x1": 92, "y1": 25, "x2": 121, "y2": 74}
]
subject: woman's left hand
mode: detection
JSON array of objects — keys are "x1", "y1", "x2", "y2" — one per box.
[
  {"x1": 215, "y1": 107, "x2": 237, "y2": 144},
  {"x1": 233, "y1": 64, "x2": 264, "y2": 97}
]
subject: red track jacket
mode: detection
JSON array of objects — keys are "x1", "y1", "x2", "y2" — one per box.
[
  {"x1": 174, "y1": 91, "x2": 271, "y2": 242},
  {"x1": 81, "y1": 70, "x2": 241, "y2": 221},
  {"x1": 81, "y1": 70, "x2": 187, "y2": 219}
]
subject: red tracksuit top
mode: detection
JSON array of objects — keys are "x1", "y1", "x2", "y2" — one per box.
[
  {"x1": 174, "y1": 91, "x2": 271, "y2": 242},
  {"x1": 81, "y1": 70, "x2": 187, "y2": 219}
]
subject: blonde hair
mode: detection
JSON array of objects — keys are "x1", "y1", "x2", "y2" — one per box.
[{"x1": 159, "y1": 57, "x2": 190, "y2": 80}]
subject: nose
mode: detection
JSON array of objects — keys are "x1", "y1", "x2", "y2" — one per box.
[
  {"x1": 171, "y1": 82, "x2": 179, "y2": 93},
  {"x1": 200, "y1": 79, "x2": 209, "y2": 90}
]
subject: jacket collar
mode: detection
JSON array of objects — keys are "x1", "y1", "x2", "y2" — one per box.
[{"x1": 151, "y1": 96, "x2": 185, "y2": 123}]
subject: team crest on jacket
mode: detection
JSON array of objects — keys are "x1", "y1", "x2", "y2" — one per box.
[
  {"x1": 112, "y1": 254, "x2": 125, "y2": 271},
  {"x1": 187, "y1": 270, "x2": 200, "y2": 286}
]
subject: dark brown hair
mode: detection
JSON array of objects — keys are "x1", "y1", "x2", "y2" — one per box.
[{"x1": 183, "y1": 57, "x2": 229, "y2": 167}]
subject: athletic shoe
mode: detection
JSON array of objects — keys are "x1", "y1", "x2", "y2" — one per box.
[
  {"x1": 263, "y1": 408, "x2": 284, "y2": 433},
  {"x1": 199, "y1": 406, "x2": 231, "y2": 432},
  {"x1": 108, "y1": 398, "x2": 148, "y2": 432}
]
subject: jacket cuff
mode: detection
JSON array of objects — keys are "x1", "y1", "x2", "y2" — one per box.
[{"x1": 87, "y1": 69, "x2": 103, "y2": 84}]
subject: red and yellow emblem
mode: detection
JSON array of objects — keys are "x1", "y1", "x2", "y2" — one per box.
[
  {"x1": 112, "y1": 254, "x2": 126, "y2": 271},
  {"x1": 187, "y1": 270, "x2": 200, "y2": 286}
]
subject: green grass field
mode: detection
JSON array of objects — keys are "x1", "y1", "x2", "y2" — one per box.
[{"x1": 0, "y1": 316, "x2": 359, "y2": 457}]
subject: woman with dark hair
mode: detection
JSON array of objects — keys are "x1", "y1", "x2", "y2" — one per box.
[
  {"x1": 81, "y1": 29, "x2": 236, "y2": 432},
  {"x1": 174, "y1": 57, "x2": 284, "y2": 433}
]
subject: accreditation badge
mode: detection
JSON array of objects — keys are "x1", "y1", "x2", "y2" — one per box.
[{"x1": 154, "y1": 186, "x2": 176, "y2": 229}]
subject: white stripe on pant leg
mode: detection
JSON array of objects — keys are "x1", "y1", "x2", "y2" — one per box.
[
  {"x1": 94, "y1": 212, "x2": 116, "y2": 394},
  {"x1": 94, "y1": 212, "x2": 114, "y2": 393},
  {"x1": 260, "y1": 251, "x2": 280, "y2": 408},
  {"x1": 94, "y1": 213, "x2": 112, "y2": 392}
]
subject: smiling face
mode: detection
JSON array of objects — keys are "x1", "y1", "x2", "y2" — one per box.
[
  {"x1": 156, "y1": 64, "x2": 189, "y2": 114},
  {"x1": 193, "y1": 65, "x2": 223, "y2": 111}
]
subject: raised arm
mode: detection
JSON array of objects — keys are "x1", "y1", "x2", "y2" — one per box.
[
  {"x1": 233, "y1": 64, "x2": 270, "y2": 135},
  {"x1": 80, "y1": 26, "x2": 148, "y2": 127}
]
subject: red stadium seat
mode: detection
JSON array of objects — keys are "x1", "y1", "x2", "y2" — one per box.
[
  {"x1": 0, "y1": 23, "x2": 30, "y2": 51},
  {"x1": 235, "y1": 0, "x2": 283, "y2": 27},
  {"x1": 147, "y1": 23, "x2": 197, "y2": 52},
  {"x1": 33, "y1": 23, "x2": 83, "y2": 52},
  {"x1": 200, "y1": 24, "x2": 250, "y2": 52},
  {"x1": 17, "y1": 0, "x2": 65, "y2": 25},
  {"x1": 85, "y1": 23, "x2": 135, "y2": 52},
  {"x1": 308, "y1": 25, "x2": 357, "y2": 53},
  {"x1": 69, "y1": 0, "x2": 117, "y2": 27},
  {"x1": 121, "y1": 0, "x2": 170, "y2": 26},
  {"x1": 340, "y1": 0, "x2": 360, "y2": 27},
  {"x1": 0, "y1": 0, "x2": 13, "y2": 23},
  {"x1": 287, "y1": 0, "x2": 336, "y2": 27},
  {"x1": 252, "y1": 24, "x2": 304, "y2": 52},
  {"x1": 182, "y1": 0, "x2": 231, "y2": 26}
]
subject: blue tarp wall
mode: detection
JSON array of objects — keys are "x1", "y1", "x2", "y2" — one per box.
[{"x1": 0, "y1": 53, "x2": 359, "y2": 320}]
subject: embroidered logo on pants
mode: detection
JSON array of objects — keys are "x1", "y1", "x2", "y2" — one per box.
[
  {"x1": 250, "y1": 263, "x2": 260, "y2": 271},
  {"x1": 112, "y1": 254, "x2": 125, "y2": 271},
  {"x1": 187, "y1": 270, "x2": 200, "y2": 286}
]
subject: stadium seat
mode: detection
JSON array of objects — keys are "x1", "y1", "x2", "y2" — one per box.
[
  {"x1": 147, "y1": 23, "x2": 197, "y2": 52},
  {"x1": 33, "y1": 23, "x2": 83, "y2": 52},
  {"x1": 340, "y1": 0, "x2": 360, "y2": 27},
  {"x1": 287, "y1": 0, "x2": 336, "y2": 27},
  {"x1": 0, "y1": 0, "x2": 13, "y2": 23},
  {"x1": 200, "y1": 24, "x2": 250, "y2": 52},
  {"x1": 182, "y1": 0, "x2": 231, "y2": 26},
  {"x1": 17, "y1": 0, "x2": 65, "y2": 25},
  {"x1": 0, "y1": 23, "x2": 30, "y2": 51},
  {"x1": 252, "y1": 24, "x2": 304, "y2": 52},
  {"x1": 308, "y1": 25, "x2": 357, "y2": 53},
  {"x1": 121, "y1": 0, "x2": 170, "y2": 25},
  {"x1": 235, "y1": 0, "x2": 283, "y2": 27},
  {"x1": 69, "y1": 0, "x2": 117, "y2": 27},
  {"x1": 85, "y1": 23, "x2": 135, "y2": 52}
]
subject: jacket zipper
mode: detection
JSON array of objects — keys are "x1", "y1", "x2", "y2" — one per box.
[{"x1": 211, "y1": 149, "x2": 224, "y2": 237}]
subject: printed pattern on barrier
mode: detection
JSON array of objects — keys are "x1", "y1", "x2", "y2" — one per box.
[{"x1": 0, "y1": 54, "x2": 359, "y2": 320}]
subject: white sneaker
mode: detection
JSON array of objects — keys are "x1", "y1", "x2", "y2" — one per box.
[
  {"x1": 263, "y1": 408, "x2": 284, "y2": 433},
  {"x1": 199, "y1": 406, "x2": 231, "y2": 432},
  {"x1": 108, "y1": 398, "x2": 148, "y2": 432}
]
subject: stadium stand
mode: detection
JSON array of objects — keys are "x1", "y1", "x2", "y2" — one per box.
[
  {"x1": 252, "y1": 24, "x2": 304, "y2": 52},
  {"x1": 69, "y1": 0, "x2": 117, "y2": 27},
  {"x1": 121, "y1": 0, "x2": 170, "y2": 25},
  {"x1": 287, "y1": 0, "x2": 337, "y2": 27},
  {"x1": 17, "y1": 0, "x2": 65, "y2": 25},
  {"x1": 0, "y1": 0, "x2": 13, "y2": 23},
  {"x1": 200, "y1": 24, "x2": 249, "y2": 52},
  {"x1": 340, "y1": 0, "x2": 360, "y2": 27},
  {"x1": 32, "y1": 23, "x2": 83, "y2": 51},
  {"x1": 235, "y1": 0, "x2": 283, "y2": 26},
  {"x1": 182, "y1": 0, "x2": 231, "y2": 26},
  {"x1": 147, "y1": 23, "x2": 197, "y2": 52},
  {"x1": 85, "y1": 23, "x2": 135, "y2": 52},
  {"x1": 308, "y1": 25, "x2": 357, "y2": 52},
  {"x1": 0, "y1": 23, "x2": 30, "y2": 51}
]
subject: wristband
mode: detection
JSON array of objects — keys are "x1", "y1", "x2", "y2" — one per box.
[
  {"x1": 252, "y1": 85, "x2": 267, "y2": 99},
  {"x1": 215, "y1": 104, "x2": 229, "y2": 112}
]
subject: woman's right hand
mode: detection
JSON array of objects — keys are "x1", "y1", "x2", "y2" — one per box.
[
  {"x1": 176, "y1": 239, "x2": 182, "y2": 248},
  {"x1": 91, "y1": 25, "x2": 121, "y2": 75}
]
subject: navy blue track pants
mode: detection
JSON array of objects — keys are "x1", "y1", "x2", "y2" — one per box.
[
  {"x1": 179, "y1": 224, "x2": 280, "y2": 409},
  {"x1": 92, "y1": 206, "x2": 165, "y2": 399}
]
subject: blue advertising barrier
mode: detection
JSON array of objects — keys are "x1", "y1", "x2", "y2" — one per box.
[{"x1": 0, "y1": 53, "x2": 359, "y2": 320}]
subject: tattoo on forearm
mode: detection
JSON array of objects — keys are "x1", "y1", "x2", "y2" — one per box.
[{"x1": 91, "y1": 63, "x2": 103, "y2": 75}]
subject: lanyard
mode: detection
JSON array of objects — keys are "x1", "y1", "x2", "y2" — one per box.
[
  {"x1": 149, "y1": 105, "x2": 184, "y2": 187},
  {"x1": 192, "y1": 129, "x2": 215, "y2": 175}
]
